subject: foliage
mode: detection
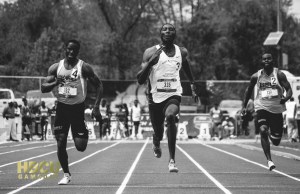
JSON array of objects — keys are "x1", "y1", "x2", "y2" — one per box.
[{"x1": 0, "y1": 0, "x2": 300, "y2": 85}]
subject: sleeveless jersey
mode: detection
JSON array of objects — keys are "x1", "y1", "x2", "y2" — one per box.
[
  {"x1": 210, "y1": 107, "x2": 222, "y2": 123},
  {"x1": 254, "y1": 68, "x2": 286, "y2": 113},
  {"x1": 100, "y1": 105, "x2": 108, "y2": 119},
  {"x1": 56, "y1": 59, "x2": 87, "y2": 105},
  {"x1": 40, "y1": 106, "x2": 49, "y2": 117},
  {"x1": 148, "y1": 44, "x2": 182, "y2": 103}
]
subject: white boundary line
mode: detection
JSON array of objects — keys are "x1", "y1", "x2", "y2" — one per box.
[
  {"x1": 194, "y1": 139, "x2": 300, "y2": 182},
  {"x1": 7, "y1": 141, "x2": 122, "y2": 194},
  {"x1": 0, "y1": 144, "x2": 56, "y2": 155},
  {"x1": 0, "y1": 146, "x2": 75, "y2": 168},
  {"x1": 116, "y1": 138, "x2": 149, "y2": 194},
  {"x1": 177, "y1": 145, "x2": 232, "y2": 194}
]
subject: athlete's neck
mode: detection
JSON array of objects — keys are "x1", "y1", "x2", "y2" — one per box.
[
  {"x1": 162, "y1": 42, "x2": 173, "y2": 49},
  {"x1": 263, "y1": 66, "x2": 274, "y2": 76},
  {"x1": 65, "y1": 58, "x2": 78, "y2": 69}
]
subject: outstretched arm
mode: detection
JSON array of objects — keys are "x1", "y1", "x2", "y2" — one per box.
[
  {"x1": 180, "y1": 47, "x2": 199, "y2": 103},
  {"x1": 278, "y1": 70, "x2": 293, "y2": 104}
]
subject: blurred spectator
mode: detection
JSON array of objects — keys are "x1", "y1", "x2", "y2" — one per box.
[
  {"x1": 221, "y1": 116, "x2": 236, "y2": 139},
  {"x1": 50, "y1": 100, "x2": 58, "y2": 129},
  {"x1": 116, "y1": 104, "x2": 128, "y2": 138},
  {"x1": 14, "y1": 101, "x2": 21, "y2": 140},
  {"x1": 241, "y1": 99, "x2": 254, "y2": 136},
  {"x1": 285, "y1": 97, "x2": 298, "y2": 142},
  {"x1": 21, "y1": 98, "x2": 32, "y2": 141},
  {"x1": 3, "y1": 101, "x2": 18, "y2": 142},
  {"x1": 130, "y1": 99, "x2": 142, "y2": 138},
  {"x1": 84, "y1": 104, "x2": 93, "y2": 120},
  {"x1": 99, "y1": 99, "x2": 111, "y2": 139},
  {"x1": 39, "y1": 101, "x2": 50, "y2": 140},
  {"x1": 297, "y1": 95, "x2": 300, "y2": 141},
  {"x1": 209, "y1": 103, "x2": 223, "y2": 140}
]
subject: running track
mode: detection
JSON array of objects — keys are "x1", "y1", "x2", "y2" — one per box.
[{"x1": 0, "y1": 138, "x2": 299, "y2": 194}]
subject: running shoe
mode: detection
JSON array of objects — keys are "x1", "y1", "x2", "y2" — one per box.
[
  {"x1": 58, "y1": 173, "x2": 71, "y2": 185},
  {"x1": 267, "y1": 160, "x2": 276, "y2": 171},
  {"x1": 152, "y1": 144, "x2": 162, "y2": 158},
  {"x1": 168, "y1": 159, "x2": 178, "y2": 173}
]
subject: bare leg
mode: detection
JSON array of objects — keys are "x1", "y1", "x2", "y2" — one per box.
[
  {"x1": 260, "y1": 125, "x2": 272, "y2": 161},
  {"x1": 55, "y1": 133, "x2": 70, "y2": 174},
  {"x1": 165, "y1": 104, "x2": 179, "y2": 162}
]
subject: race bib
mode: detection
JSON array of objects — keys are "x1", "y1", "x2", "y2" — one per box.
[
  {"x1": 157, "y1": 78, "x2": 177, "y2": 92},
  {"x1": 261, "y1": 88, "x2": 278, "y2": 98},
  {"x1": 58, "y1": 86, "x2": 77, "y2": 96}
]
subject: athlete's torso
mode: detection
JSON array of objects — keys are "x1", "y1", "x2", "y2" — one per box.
[
  {"x1": 254, "y1": 68, "x2": 286, "y2": 113},
  {"x1": 55, "y1": 59, "x2": 87, "y2": 105},
  {"x1": 40, "y1": 106, "x2": 49, "y2": 117},
  {"x1": 147, "y1": 44, "x2": 183, "y2": 103}
]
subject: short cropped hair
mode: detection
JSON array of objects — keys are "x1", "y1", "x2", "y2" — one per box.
[
  {"x1": 65, "y1": 39, "x2": 80, "y2": 50},
  {"x1": 160, "y1": 23, "x2": 176, "y2": 34}
]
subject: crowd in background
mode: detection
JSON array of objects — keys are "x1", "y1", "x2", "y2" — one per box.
[{"x1": 3, "y1": 96, "x2": 300, "y2": 143}]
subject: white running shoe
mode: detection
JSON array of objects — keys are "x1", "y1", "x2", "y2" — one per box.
[
  {"x1": 58, "y1": 173, "x2": 71, "y2": 185},
  {"x1": 168, "y1": 160, "x2": 178, "y2": 173},
  {"x1": 267, "y1": 160, "x2": 276, "y2": 171}
]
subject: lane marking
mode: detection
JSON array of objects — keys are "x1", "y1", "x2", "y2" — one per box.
[
  {"x1": 116, "y1": 138, "x2": 149, "y2": 194},
  {"x1": 0, "y1": 144, "x2": 56, "y2": 155},
  {"x1": 177, "y1": 145, "x2": 232, "y2": 194},
  {"x1": 0, "y1": 146, "x2": 75, "y2": 168},
  {"x1": 7, "y1": 141, "x2": 122, "y2": 194},
  {"x1": 194, "y1": 139, "x2": 300, "y2": 182},
  {"x1": 236, "y1": 144, "x2": 300, "y2": 161}
]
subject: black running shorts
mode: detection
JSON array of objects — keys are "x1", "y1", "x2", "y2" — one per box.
[
  {"x1": 256, "y1": 109, "x2": 283, "y2": 140},
  {"x1": 54, "y1": 102, "x2": 88, "y2": 139}
]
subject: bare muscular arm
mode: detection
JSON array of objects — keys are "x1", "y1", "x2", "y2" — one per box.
[
  {"x1": 82, "y1": 63, "x2": 103, "y2": 108},
  {"x1": 180, "y1": 47, "x2": 199, "y2": 103},
  {"x1": 278, "y1": 70, "x2": 293, "y2": 104},
  {"x1": 137, "y1": 45, "x2": 164, "y2": 85},
  {"x1": 41, "y1": 63, "x2": 60, "y2": 93},
  {"x1": 243, "y1": 73, "x2": 258, "y2": 110}
]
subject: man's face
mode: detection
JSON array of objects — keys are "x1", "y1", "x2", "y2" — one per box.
[
  {"x1": 262, "y1": 53, "x2": 273, "y2": 69},
  {"x1": 65, "y1": 42, "x2": 79, "y2": 61},
  {"x1": 160, "y1": 24, "x2": 176, "y2": 43}
]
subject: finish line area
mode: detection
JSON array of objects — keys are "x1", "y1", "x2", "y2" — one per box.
[{"x1": 0, "y1": 138, "x2": 299, "y2": 194}]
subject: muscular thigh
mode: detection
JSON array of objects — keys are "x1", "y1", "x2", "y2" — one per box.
[
  {"x1": 268, "y1": 112, "x2": 283, "y2": 139},
  {"x1": 69, "y1": 103, "x2": 88, "y2": 139},
  {"x1": 149, "y1": 103, "x2": 165, "y2": 131}
]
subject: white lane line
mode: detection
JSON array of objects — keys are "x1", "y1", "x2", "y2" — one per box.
[
  {"x1": 0, "y1": 146, "x2": 74, "y2": 168},
  {"x1": 236, "y1": 144, "x2": 300, "y2": 161},
  {"x1": 0, "y1": 144, "x2": 56, "y2": 155},
  {"x1": 177, "y1": 145, "x2": 232, "y2": 194},
  {"x1": 0, "y1": 141, "x2": 51, "y2": 148},
  {"x1": 116, "y1": 138, "x2": 149, "y2": 194},
  {"x1": 7, "y1": 141, "x2": 122, "y2": 194},
  {"x1": 194, "y1": 139, "x2": 300, "y2": 182}
]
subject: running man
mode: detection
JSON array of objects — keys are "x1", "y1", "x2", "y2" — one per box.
[
  {"x1": 41, "y1": 39, "x2": 103, "y2": 184},
  {"x1": 242, "y1": 52, "x2": 292, "y2": 171},
  {"x1": 137, "y1": 23, "x2": 199, "y2": 172}
]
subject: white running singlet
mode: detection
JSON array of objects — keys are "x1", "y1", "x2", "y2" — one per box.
[
  {"x1": 254, "y1": 68, "x2": 286, "y2": 113},
  {"x1": 56, "y1": 59, "x2": 87, "y2": 105},
  {"x1": 148, "y1": 44, "x2": 182, "y2": 103}
]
